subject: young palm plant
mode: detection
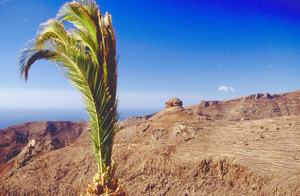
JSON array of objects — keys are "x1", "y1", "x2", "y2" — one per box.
[{"x1": 18, "y1": 0, "x2": 125, "y2": 195}]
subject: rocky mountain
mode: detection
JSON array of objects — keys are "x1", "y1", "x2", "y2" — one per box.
[
  {"x1": 186, "y1": 90, "x2": 300, "y2": 121},
  {"x1": 1, "y1": 90, "x2": 300, "y2": 195}
]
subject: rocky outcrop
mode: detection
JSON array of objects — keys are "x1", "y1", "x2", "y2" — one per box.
[
  {"x1": 189, "y1": 90, "x2": 300, "y2": 121},
  {"x1": 243, "y1": 92, "x2": 287, "y2": 100},
  {"x1": 199, "y1": 100, "x2": 219, "y2": 107},
  {"x1": 198, "y1": 93, "x2": 287, "y2": 108},
  {"x1": 165, "y1": 97, "x2": 183, "y2": 108}
]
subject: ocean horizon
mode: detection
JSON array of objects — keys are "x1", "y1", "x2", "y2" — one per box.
[{"x1": 0, "y1": 107, "x2": 161, "y2": 129}]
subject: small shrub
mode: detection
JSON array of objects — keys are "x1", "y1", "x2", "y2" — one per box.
[{"x1": 260, "y1": 134, "x2": 264, "y2": 139}]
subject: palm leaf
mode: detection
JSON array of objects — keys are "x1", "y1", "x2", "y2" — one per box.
[{"x1": 17, "y1": 0, "x2": 118, "y2": 181}]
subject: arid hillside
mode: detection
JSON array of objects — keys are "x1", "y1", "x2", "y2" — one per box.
[
  {"x1": 186, "y1": 90, "x2": 300, "y2": 121},
  {"x1": 1, "y1": 90, "x2": 300, "y2": 195}
]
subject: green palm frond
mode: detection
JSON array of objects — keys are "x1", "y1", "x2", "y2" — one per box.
[
  {"x1": 35, "y1": 19, "x2": 70, "y2": 48},
  {"x1": 17, "y1": 0, "x2": 118, "y2": 182},
  {"x1": 57, "y1": 0, "x2": 100, "y2": 66}
]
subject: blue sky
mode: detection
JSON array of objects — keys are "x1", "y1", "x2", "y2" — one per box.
[{"x1": 0, "y1": 0, "x2": 300, "y2": 114}]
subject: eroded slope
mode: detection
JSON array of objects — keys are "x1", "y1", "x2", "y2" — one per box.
[{"x1": 1, "y1": 90, "x2": 300, "y2": 195}]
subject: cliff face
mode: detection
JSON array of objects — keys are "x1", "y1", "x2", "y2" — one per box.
[
  {"x1": 0, "y1": 121, "x2": 88, "y2": 166},
  {"x1": 189, "y1": 91, "x2": 300, "y2": 121},
  {"x1": 1, "y1": 90, "x2": 300, "y2": 195},
  {"x1": 0, "y1": 121, "x2": 90, "y2": 195}
]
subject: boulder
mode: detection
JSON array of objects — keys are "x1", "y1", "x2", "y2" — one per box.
[
  {"x1": 199, "y1": 101, "x2": 219, "y2": 107},
  {"x1": 165, "y1": 97, "x2": 183, "y2": 108}
]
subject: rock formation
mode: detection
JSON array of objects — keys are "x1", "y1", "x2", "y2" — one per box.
[
  {"x1": 199, "y1": 100, "x2": 219, "y2": 107},
  {"x1": 186, "y1": 90, "x2": 300, "y2": 121},
  {"x1": 165, "y1": 97, "x2": 183, "y2": 108}
]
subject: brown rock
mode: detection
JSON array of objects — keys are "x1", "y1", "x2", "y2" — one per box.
[
  {"x1": 165, "y1": 97, "x2": 183, "y2": 108},
  {"x1": 199, "y1": 100, "x2": 219, "y2": 107},
  {"x1": 187, "y1": 90, "x2": 300, "y2": 121}
]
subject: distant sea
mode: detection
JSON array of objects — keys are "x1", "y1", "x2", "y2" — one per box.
[{"x1": 0, "y1": 108, "x2": 160, "y2": 129}]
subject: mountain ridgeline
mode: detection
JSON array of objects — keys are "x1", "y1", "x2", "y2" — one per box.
[{"x1": 1, "y1": 90, "x2": 300, "y2": 195}]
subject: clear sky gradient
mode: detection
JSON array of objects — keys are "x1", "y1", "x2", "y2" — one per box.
[{"x1": 1, "y1": 0, "x2": 300, "y2": 113}]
